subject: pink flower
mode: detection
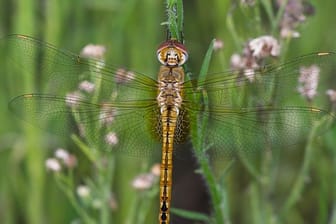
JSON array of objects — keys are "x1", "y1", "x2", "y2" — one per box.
[
  {"x1": 132, "y1": 173, "x2": 155, "y2": 190},
  {"x1": 79, "y1": 80, "x2": 95, "y2": 93},
  {"x1": 80, "y1": 44, "x2": 106, "y2": 59},
  {"x1": 105, "y1": 132, "x2": 118, "y2": 146},
  {"x1": 248, "y1": 36, "x2": 280, "y2": 58},
  {"x1": 45, "y1": 158, "x2": 61, "y2": 172},
  {"x1": 297, "y1": 65, "x2": 320, "y2": 101}
]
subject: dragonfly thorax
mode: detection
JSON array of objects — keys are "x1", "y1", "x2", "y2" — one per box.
[{"x1": 157, "y1": 66, "x2": 185, "y2": 115}]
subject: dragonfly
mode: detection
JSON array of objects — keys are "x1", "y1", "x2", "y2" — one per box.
[{"x1": 3, "y1": 34, "x2": 335, "y2": 224}]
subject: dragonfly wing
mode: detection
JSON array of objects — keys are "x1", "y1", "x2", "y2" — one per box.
[
  {"x1": 109, "y1": 106, "x2": 162, "y2": 157},
  {"x1": 191, "y1": 106, "x2": 334, "y2": 158},
  {"x1": 2, "y1": 34, "x2": 158, "y2": 97},
  {"x1": 183, "y1": 52, "x2": 336, "y2": 157},
  {"x1": 4, "y1": 34, "x2": 162, "y2": 156},
  {"x1": 9, "y1": 93, "x2": 161, "y2": 156},
  {"x1": 184, "y1": 52, "x2": 335, "y2": 111}
]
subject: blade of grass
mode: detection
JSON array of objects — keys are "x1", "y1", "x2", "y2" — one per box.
[
  {"x1": 191, "y1": 39, "x2": 231, "y2": 224},
  {"x1": 171, "y1": 207, "x2": 211, "y2": 222}
]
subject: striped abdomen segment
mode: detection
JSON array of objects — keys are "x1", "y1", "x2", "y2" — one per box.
[{"x1": 159, "y1": 107, "x2": 178, "y2": 224}]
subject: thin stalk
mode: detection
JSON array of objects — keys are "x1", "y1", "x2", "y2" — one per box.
[
  {"x1": 330, "y1": 122, "x2": 336, "y2": 224},
  {"x1": 259, "y1": 0, "x2": 275, "y2": 30},
  {"x1": 250, "y1": 183, "x2": 262, "y2": 224},
  {"x1": 191, "y1": 40, "x2": 230, "y2": 224},
  {"x1": 71, "y1": 134, "x2": 97, "y2": 163},
  {"x1": 330, "y1": 146, "x2": 336, "y2": 224},
  {"x1": 98, "y1": 153, "x2": 115, "y2": 224},
  {"x1": 14, "y1": 1, "x2": 46, "y2": 224},
  {"x1": 198, "y1": 156, "x2": 229, "y2": 224},
  {"x1": 280, "y1": 115, "x2": 329, "y2": 218},
  {"x1": 56, "y1": 174, "x2": 96, "y2": 224},
  {"x1": 226, "y1": 9, "x2": 243, "y2": 51},
  {"x1": 272, "y1": 0, "x2": 288, "y2": 35},
  {"x1": 165, "y1": 0, "x2": 183, "y2": 41},
  {"x1": 125, "y1": 191, "x2": 141, "y2": 224}
]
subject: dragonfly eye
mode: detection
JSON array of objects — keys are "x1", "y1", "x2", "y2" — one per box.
[{"x1": 157, "y1": 40, "x2": 188, "y2": 67}]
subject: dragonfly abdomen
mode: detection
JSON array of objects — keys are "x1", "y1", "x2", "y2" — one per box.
[{"x1": 159, "y1": 107, "x2": 178, "y2": 224}]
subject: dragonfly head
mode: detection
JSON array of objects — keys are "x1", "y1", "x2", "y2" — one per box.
[{"x1": 157, "y1": 40, "x2": 188, "y2": 67}]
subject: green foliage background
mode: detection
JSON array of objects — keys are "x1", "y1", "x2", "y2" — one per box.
[{"x1": 0, "y1": 0, "x2": 336, "y2": 224}]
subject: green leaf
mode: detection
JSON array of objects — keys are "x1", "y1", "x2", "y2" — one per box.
[
  {"x1": 171, "y1": 207, "x2": 211, "y2": 222},
  {"x1": 198, "y1": 39, "x2": 215, "y2": 84}
]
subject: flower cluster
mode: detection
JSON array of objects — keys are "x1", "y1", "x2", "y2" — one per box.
[
  {"x1": 132, "y1": 163, "x2": 160, "y2": 191},
  {"x1": 276, "y1": 0, "x2": 315, "y2": 38},
  {"x1": 213, "y1": 39, "x2": 224, "y2": 51},
  {"x1": 65, "y1": 91, "x2": 84, "y2": 108},
  {"x1": 45, "y1": 148, "x2": 77, "y2": 172},
  {"x1": 326, "y1": 89, "x2": 336, "y2": 103},
  {"x1": 99, "y1": 102, "x2": 117, "y2": 126},
  {"x1": 76, "y1": 184, "x2": 118, "y2": 211},
  {"x1": 105, "y1": 131, "x2": 119, "y2": 146},
  {"x1": 230, "y1": 35, "x2": 280, "y2": 82},
  {"x1": 78, "y1": 80, "x2": 95, "y2": 93},
  {"x1": 114, "y1": 68, "x2": 135, "y2": 84},
  {"x1": 80, "y1": 44, "x2": 106, "y2": 60},
  {"x1": 297, "y1": 65, "x2": 320, "y2": 101}
]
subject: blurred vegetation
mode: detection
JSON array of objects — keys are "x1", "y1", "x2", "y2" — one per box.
[{"x1": 0, "y1": 0, "x2": 336, "y2": 224}]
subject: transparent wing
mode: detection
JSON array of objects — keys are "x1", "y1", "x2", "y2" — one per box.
[
  {"x1": 184, "y1": 52, "x2": 335, "y2": 108},
  {"x1": 183, "y1": 52, "x2": 336, "y2": 157},
  {"x1": 8, "y1": 93, "x2": 162, "y2": 156},
  {"x1": 4, "y1": 34, "x2": 158, "y2": 96},
  {"x1": 4, "y1": 34, "x2": 161, "y2": 156},
  {"x1": 188, "y1": 105, "x2": 332, "y2": 157}
]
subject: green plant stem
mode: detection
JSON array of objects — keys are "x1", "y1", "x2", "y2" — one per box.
[
  {"x1": 14, "y1": 1, "x2": 46, "y2": 223},
  {"x1": 137, "y1": 187, "x2": 158, "y2": 224},
  {"x1": 165, "y1": 0, "x2": 183, "y2": 41},
  {"x1": 259, "y1": 0, "x2": 275, "y2": 29},
  {"x1": 330, "y1": 133, "x2": 336, "y2": 224},
  {"x1": 191, "y1": 39, "x2": 230, "y2": 224},
  {"x1": 71, "y1": 134, "x2": 97, "y2": 163},
  {"x1": 56, "y1": 174, "x2": 95, "y2": 224},
  {"x1": 99, "y1": 153, "x2": 115, "y2": 224},
  {"x1": 280, "y1": 117, "x2": 325, "y2": 218},
  {"x1": 250, "y1": 183, "x2": 262, "y2": 224},
  {"x1": 226, "y1": 10, "x2": 242, "y2": 51},
  {"x1": 198, "y1": 156, "x2": 229, "y2": 224},
  {"x1": 273, "y1": 0, "x2": 288, "y2": 35},
  {"x1": 125, "y1": 191, "x2": 140, "y2": 224}
]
